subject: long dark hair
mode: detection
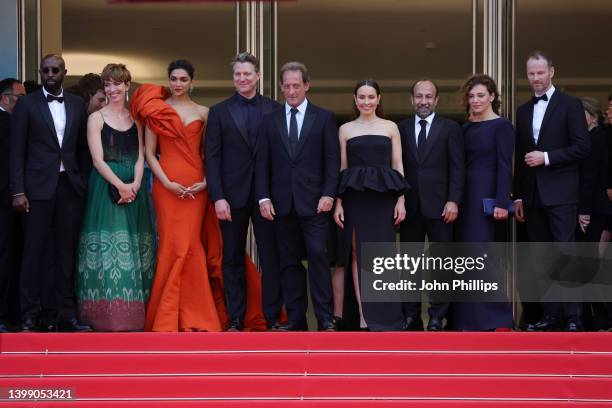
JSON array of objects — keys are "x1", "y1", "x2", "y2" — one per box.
[
  {"x1": 352, "y1": 79, "x2": 384, "y2": 119},
  {"x1": 461, "y1": 74, "x2": 501, "y2": 116}
]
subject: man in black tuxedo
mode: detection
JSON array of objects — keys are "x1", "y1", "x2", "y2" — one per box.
[
  {"x1": 205, "y1": 52, "x2": 282, "y2": 331},
  {"x1": 10, "y1": 54, "x2": 91, "y2": 332},
  {"x1": 0, "y1": 78, "x2": 26, "y2": 332},
  {"x1": 398, "y1": 79, "x2": 465, "y2": 331},
  {"x1": 514, "y1": 51, "x2": 590, "y2": 332},
  {"x1": 256, "y1": 62, "x2": 339, "y2": 331}
]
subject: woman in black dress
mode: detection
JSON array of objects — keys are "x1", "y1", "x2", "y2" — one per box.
[
  {"x1": 453, "y1": 74, "x2": 514, "y2": 331},
  {"x1": 334, "y1": 79, "x2": 410, "y2": 331}
]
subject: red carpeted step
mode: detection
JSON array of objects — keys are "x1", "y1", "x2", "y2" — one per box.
[
  {"x1": 1, "y1": 376, "x2": 612, "y2": 399},
  {"x1": 3, "y1": 332, "x2": 612, "y2": 353},
  {"x1": 2, "y1": 353, "x2": 612, "y2": 376}
]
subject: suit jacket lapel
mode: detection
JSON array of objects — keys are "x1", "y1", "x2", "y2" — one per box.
[
  {"x1": 403, "y1": 117, "x2": 418, "y2": 163},
  {"x1": 228, "y1": 96, "x2": 251, "y2": 147},
  {"x1": 421, "y1": 115, "x2": 441, "y2": 162},
  {"x1": 35, "y1": 91, "x2": 60, "y2": 148},
  {"x1": 536, "y1": 92, "x2": 560, "y2": 147},
  {"x1": 294, "y1": 103, "x2": 316, "y2": 159},
  {"x1": 274, "y1": 109, "x2": 292, "y2": 158}
]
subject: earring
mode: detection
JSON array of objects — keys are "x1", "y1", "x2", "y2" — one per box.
[
  {"x1": 189, "y1": 85, "x2": 194, "y2": 95},
  {"x1": 105, "y1": 95, "x2": 109, "y2": 105},
  {"x1": 125, "y1": 91, "x2": 129, "y2": 102}
]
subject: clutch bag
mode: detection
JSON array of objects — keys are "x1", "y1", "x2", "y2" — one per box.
[
  {"x1": 108, "y1": 184, "x2": 125, "y2": 205},
  {"x1": 482, "y1": 198, "x2": 515, "y2": 216}
]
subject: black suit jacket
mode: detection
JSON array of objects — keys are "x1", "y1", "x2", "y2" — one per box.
[
  {"x1": 0, "y1": 110, "x2": 11, "y2": 195},
  {"x1": 9, "y1": 90, "x2": 90, "y2": 200},
  {"x1": 205, "y1": 93, "x2": 281, "y2": 209},
  {"x1": 256, "y1": 101, "x2": 339, "y2": 217},
  {"x1": 398, "y1": 115, "x2": 465, "y2": 219},
  {"x1": 514, "y1": 89, "x2": 590, "y2": 207},
  {"x1": 578, "y1": 126, "x2": 611, "y2": 215}
]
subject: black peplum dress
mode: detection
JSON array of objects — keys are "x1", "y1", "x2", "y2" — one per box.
[{"x1": 337, "y1": 135, "x2": 410, "y2": 331}]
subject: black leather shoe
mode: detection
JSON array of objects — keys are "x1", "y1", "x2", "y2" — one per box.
[
  {"x1": 0, "y1": 321, "x2": 9, "y2": 333},
  {"x1": 21, "y1": 317, "x2": 38, "y2": 332},
  {"x1": 39, "y1": 320, "x2": 58, "y2": 332},
  {"x1": 227, "y1": 318, "x2": 244, "y2": 332},
  {"x1": 57, "y1": 318, "x2": 93, "y2": 332},
  {"x1": 332, "y1": 315, "x2": 344, "y2": 331},
  {"x1": 405, "y1": 316, "x2": 424, "y2": 331},
  {"x1": 318, "y1": 321, "x2": 336, "y2": 332},
  {"x1": 267, "y1": 320, "x2": 283, "y2": 331},
  {"x1": 427, "y1": 317, "x2": 444, "y2": 331},
  {"x1": 277, "y1": 320, "x2": 308, "y2": 331},
  {"x1": 566, "y1": 321, "x2": 584, "y2": 332},
  {"x1": 526, "y1": 316, "x2": 563, "y2": 332}
]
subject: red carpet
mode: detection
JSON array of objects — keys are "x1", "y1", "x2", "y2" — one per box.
[{"x1": 1, "y1": 332, "x2": 611, "y2": 406}]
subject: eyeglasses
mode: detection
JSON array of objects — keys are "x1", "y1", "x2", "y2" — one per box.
[{"x1": 41, "y1": 67, "x2": 61, "y2": 74}]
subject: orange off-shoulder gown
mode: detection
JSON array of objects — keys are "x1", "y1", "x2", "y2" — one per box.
[{"x1": 131, "y1": 84, "x2": 266, "y2": 332}]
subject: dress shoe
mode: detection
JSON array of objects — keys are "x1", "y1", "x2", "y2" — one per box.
[
  {"x1": 332, "y1": 315, "x2": 344, "y2": 331},
  {"x1": 0, "y1": 321, "x2": 9, "y2": 333},
  {"x1": 267, "y1": 321, "x2": 283, "y2": 331},
  {"x1": 21, "y1": 318, "x2": 38, "y2": 332},
  {"x1": 405, "y1": 316, "x2": 424, "y2": 331},
  {"x1": 227, "y1": 318, "x2": 244, "y2": 332},
  {"x1": 427, "y1": 317, "x2": 444, "y2": 332},
  {"x1": 276, "y1": 320, "x2": 308, "y2": 331},
  {"x1": 57, "y1": 317, "x2": 93, "y2": 332},
  {"x1": 318, "y1": 320, "x2": 336, "y2": 332},
  {"x1": 566, "y1": 322, "x2": 584, "y2": 332},
  {"x1": 526, "y1": 316, "x2": 563, "y2": 332},
  {"x1": 39, "y1": 320, "x2": 58, "y2": 332}
]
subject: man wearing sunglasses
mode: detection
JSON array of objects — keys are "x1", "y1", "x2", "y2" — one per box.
[
  {"x1": 0, "y1": 78, "x2": 26, "y2": 332},
  {"x1": 9, "y1": 54, "x2": 92, "y2": 332}
]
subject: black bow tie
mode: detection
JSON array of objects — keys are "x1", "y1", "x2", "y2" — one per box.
[
  {"x1": 46, "y1": 94, "x2": 64, "y2": 104},
  {"x1": 532, "y1": 94, "x2": 548, "y2": 104},
  {"x1": 239, "y1": 96, "x2": 257, "y2": 106}
]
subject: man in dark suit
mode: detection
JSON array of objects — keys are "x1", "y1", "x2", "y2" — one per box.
[
  {"x1": 256, "y1": 61, "x2": 339, "y2": 331},
  {"x1": 514, "y1": 51, "x2": 590, "y2": 331},
  {"x1": 0, "y1": 78, "x2": 26, "y2": 332},
  {"x1": 10, "y1": 54, "x2": 91, "y2": 332},
  {"x1": 398, "y1": 79, "x2": 465, "y2": 331},
  {"x1": 205, "y1": 52, "x2": 282, "y2": 331}
]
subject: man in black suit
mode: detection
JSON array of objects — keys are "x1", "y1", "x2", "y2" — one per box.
[
  {"x1": 0, "y1": 78, "x2": 26, "y2": 332},
  {"x1": 205, "y1": 52, "x2": 282, "y2": 331},
  {"x1": 10, "y1": 54, "x2": 91, "y2": 332},
  {"x1": 256, "y1": 62, "x2": 339, "y2": 331},
  {"x1": 398, "y1": 79, "x2": 465, "y2": 331},
  {"x1": 514, "y1": 51, "x2": 590, "y2": 331}
]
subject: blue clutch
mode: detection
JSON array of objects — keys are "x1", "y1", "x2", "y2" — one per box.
[{"x1": 482, "y1": 198, "x2": 515, "y2": 216}]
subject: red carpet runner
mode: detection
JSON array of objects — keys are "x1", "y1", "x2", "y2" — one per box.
[{"x1": 1, "y1": 332, "x2": 611, "y2": 407}]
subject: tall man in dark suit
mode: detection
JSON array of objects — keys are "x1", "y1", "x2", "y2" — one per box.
[
  {"x1": 205, "y1": 52, "x2": 282, "y2": 331},
  {"x1": 10, "y1": 54, "x2": 91, "y2": 332},
  {"x1": 398, "y1": 79, "x2": 465, "y2": 331},
  {"x1": 256, "y1": 62, "x2": 339, "y2": 331},
  {"x1": 514, "y1": 51, "x2": 590, "y2": 332},
  {"x1": 0, "y1": 78, "x2": 26, "y2": 332}
]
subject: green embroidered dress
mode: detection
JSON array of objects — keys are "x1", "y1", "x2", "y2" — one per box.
[{"x1": 77, "y1": 121, "x2": 155, "y2": 331}]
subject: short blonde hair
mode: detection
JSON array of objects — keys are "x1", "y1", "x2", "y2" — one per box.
[{"x1": 101, "y1": 63, "x2": 131, "y2": 84}]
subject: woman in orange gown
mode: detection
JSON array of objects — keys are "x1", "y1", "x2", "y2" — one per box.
[{"x1": 130, "y1": 60, "x2": 266, "y2": 331}]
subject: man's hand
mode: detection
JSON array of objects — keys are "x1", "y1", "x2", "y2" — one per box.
[
  {"x1": 493, "y1": 207, "x2": 509, "y2": 220},
  {"x1": 524, "y1": 151, "x2": 545, "y2": 167},
  {"x1": 214, "y1": 199, "x2": 232, "y2": 221},
  {"x1": 317, "y1": 196, "x2": 334, "y2": 213},
  {"x1": 12, "y1": 194, "x2": 29, "y2": 213},
  {"x1": 259, "y1": 200, "x2": 276, "y2": 221},
  {"x1": 441, "y1": 201, "x2": 458, "y2": 224},
  {"x1": 514, "y1": 200, "x2": 525, "y2": 222}
]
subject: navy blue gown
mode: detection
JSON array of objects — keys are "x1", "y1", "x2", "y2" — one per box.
[
  {"x1": 453, "y1": 117, "x2": 515, "y2": 331},
  {"x1": 337, "y1": 135, "x2": 410, "y2": 331}
]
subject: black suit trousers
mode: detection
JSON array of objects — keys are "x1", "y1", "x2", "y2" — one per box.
[
  {"x1": 20, "y1": 173, "x2": 83, "y2": 321},
  {"x1": 219, "y1": 201, "x2": 281, "y2": 322},
  {"x1": 400, "y1": 211, "x2": 454, "y2": 321},
  {"x1": 275, "y1": 210, "x2": 333, "y2": 327},
  {"x1": 0, "y1": 188, "x2": 22, "y2": 323}
]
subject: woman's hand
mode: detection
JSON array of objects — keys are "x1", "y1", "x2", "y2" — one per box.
[
  {"x1": 117, "y1": 182, "x2": 136, "y2": 204},
  {"x1": 578, "y1": 214, "x2": 590, "y2": 233},
  {"x1": 493, "y1": 207, "x2": 508, "y2": 220},
  {"x1": 164, "y1": 180, "x2": 191, "y2": 199},
  {"x1": 394, "y1": 198, "x2": 406, "y2": 225},
  {"x1": 186, "y1": 179, "x2": 207, "y2": 195},
  {"x1": 334, "y1": 201, "x2": 344, "y2": 229}
]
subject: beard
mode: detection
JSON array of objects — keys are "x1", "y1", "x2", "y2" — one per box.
[{"x1": 415, "y1": 106, "x2": 433, "y2": 119}]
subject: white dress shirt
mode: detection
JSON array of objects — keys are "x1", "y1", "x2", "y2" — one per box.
[
  {"x1": 414, "y1": 112, "x2": 435, "y2": 145},
  {"x1": 285, "y1": 98, "x2": 308, "y2": 139},
  {"x1": 532, "y1": 85, "x2": 556, "y2": 166},
  {"x1": 42, "y1": 87, "x2": 67, "y2": 172},
  {"x1": 0, "y1": 106, "x2": 6, "y2": 113}
]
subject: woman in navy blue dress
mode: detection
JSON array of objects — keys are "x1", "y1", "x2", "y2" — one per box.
[{"x1": 453, "y1": 74, "x2": 515, "y2": 331}]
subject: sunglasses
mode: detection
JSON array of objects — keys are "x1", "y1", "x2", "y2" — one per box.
[{"x1": 41, "y1": 67, "x2": 62, "y2": 74}]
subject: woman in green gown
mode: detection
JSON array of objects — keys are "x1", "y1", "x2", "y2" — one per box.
[{"x1": 76, "y1": 63, "x2": 155, "y2": 331}]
